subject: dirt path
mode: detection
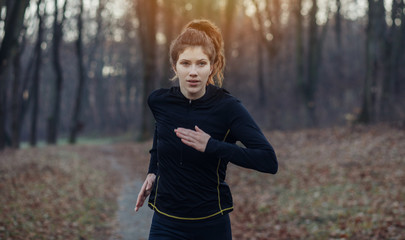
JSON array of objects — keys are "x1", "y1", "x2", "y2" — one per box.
[
  {"x1": 103, "y1": 144, "x2": 154, "y2": 240},
  {"x1": 109, "y1": 180, "x2": 153, "y2": 240}
]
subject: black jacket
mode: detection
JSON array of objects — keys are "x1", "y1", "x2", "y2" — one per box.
[{"x1": 147, "y1": 84, "x2": 277, "y2": 220}]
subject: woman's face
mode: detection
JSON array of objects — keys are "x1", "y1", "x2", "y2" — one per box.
[{"x1": 174, "y1": 46, "x2": 212, "y2": 100}]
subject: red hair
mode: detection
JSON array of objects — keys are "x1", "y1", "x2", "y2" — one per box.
[{"x1": 170, "y1": 19, "x2": 225, "y2": 87}]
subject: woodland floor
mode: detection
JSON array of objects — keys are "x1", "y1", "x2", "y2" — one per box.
[{"x1": 0, "y1": 124, "x2": 404, "y2": 240}]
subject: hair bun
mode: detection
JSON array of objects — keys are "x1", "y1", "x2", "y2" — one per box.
[{"x1": 185, "y1": 20, "x2": 223, "y2": 52}]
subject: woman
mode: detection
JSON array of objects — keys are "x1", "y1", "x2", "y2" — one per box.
[{"x1": 135, "y1": 19, "x2": 278, "y2": 240}]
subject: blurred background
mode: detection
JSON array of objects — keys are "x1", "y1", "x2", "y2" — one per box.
[
  {"x1": 0, "y1": 0, "x2": 404, "y2": 148},
  {"x1": 1, "y1": 1, "x2": 405, "y2": 239}
]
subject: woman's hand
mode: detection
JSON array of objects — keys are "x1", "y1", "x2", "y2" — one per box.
[
  {"x1": 175, "y1": 126, "x2": 211, "y2": 152},
  {"x1": 134, "y1": 173, "x2": 156, "y2": 212}
]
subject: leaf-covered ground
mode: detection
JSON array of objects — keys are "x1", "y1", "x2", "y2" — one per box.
[
  {"x1": 230, "y1": 124, "x2": 405, "y2": 240},
  {"x1": 0, "y1": 142, "x2": 151, "y2": 240},
  {"x1": 0, "y1": 124, "x2": 404, "y2": 239}
]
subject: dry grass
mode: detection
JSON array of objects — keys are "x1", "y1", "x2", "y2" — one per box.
[
  {"x1": 0, "y1": 142, "x2": 150, "y2": 240},
  {"x1": 229, "y1": 124, "x2": 405, "y2": 239}
]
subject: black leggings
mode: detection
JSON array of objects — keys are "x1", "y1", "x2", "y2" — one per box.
[{"x1": 148, "y1": 213, "x2": 232, "y2": 240}]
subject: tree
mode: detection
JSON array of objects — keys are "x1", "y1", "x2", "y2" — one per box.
[
  {"x1": 358, "y1": 0, "x2": 386, "y2": 123},
  {"x1": 294, "y1": 0, "x2": 305, "y2": 120},
  {"x1": 294, "y1": 0, "x2": 329, "y2": 127},
  {"x1": 69, "y1": 0, "x2": 85, "y2": 144},
  {"x1": 381, "y1": 0, "x2": 405, "y2": 120},
  {"x1": 30, "y1": 0, "x2": 46, "y2": 146},
  {"x1": 0, "y1": 0, "x2": 30, "y2": 150},
  {"x1": 47, "y1": 0, "x2": 68, "y2": 144},
  {"x1": 86, "y1": 0, "x2": 107, "y2": 131},
  {"x1": 222, "y1": 0, "x2": 237, "y2": 62},
  {"x1": 304, "y1": 0, "x2": 320, "y2": 126},
  {"x1": 251, "y1": 0, "x2": 283, "y2": 105},
  {"x1": 10, "y1": 25, "x2": 27, "y2": 148},
  {"x1": 160, "y1": 0, "x2": 175, "y2": 88},
  {"x1": 136, "y1": 0, "x2": 158, "y2": 140}
]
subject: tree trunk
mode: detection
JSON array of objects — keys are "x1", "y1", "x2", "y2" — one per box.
[
  {"x1": 294, "y1": 0, "x2": 305, "y2": 123},
  {"x1": 47, "y1": 0, "x2": 68, "y2": 144},
  {"x1": 266, "y1": 0, "x2": 282, "y2": 56},
  {"x1": 223, "y1": 0, "x2": 237, "y2": 66},
  {"x1": 136, "y1": 0, "x2": 157, "y2": 140},
  {"x1": 358, "y1": 0, "x2": 386, "y2": 123},
  {"x1": 69, "y1": 0, "x2": 85, "y2": 144},
  {"x1": 0, "y1": 0, "x2": 29, "y2": 150},
  {"x1": 95, "y1": 58, "x2": 107, "y2": 129},
  {"x1": 0, "y1": 0, "x2": 29, "y2": 75},
  {"x1": 257, "y1": 38, "x2": 266, "y2": 105},
  {"x1": 305, "y1": 0, "x2": 319, "y2": 126},
  {"x1": 86, "y1": 0, "x2": 105, "y2": 131},
  {"x1": 334, "y1": 0, "x2": 344, "y2": 102},
  {"x1": 160, "y1": 0, "x2": 174, "y2": 88},
  {"x1": 11, "y1": 29, "x2": 27, "y2": 149},
  {"x1": 381, "y1": 0, "x2": 404, "y2": 120},
  {"x1": 30, "y1": 0, "x2": 45, "y2": 147},
  {"x1": 335, "y1": 0, "x2": 342, "y2": 48}
]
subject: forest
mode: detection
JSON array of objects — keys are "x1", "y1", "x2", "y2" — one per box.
[
  {"x1": 1, "y1": 1, "x2": 405, "y2": 239},
  {"x1": 0, "y1": 0, "x2": 404, "y2": 149}
]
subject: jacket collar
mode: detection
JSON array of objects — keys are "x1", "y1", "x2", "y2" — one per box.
[{"x1": 169, "y1": 84, "x2": 227, "y2": 105}]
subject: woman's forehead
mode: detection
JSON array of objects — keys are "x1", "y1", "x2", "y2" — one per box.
[{"x1": 178, "y1": 46, "x2": 210, "y2": 60}]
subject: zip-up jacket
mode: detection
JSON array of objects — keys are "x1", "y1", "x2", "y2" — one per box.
[{"x1": 147, "y1": 84, "x2": 277, "y2": 220}]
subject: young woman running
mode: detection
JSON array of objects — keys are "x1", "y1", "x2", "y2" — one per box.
[{"x1": 135, "y1": 19, "x2": 278, "y2": 240}]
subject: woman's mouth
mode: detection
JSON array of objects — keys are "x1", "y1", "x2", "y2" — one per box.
[{"x1": 187, "y1": 80, "x2": 200, "y2": 87}]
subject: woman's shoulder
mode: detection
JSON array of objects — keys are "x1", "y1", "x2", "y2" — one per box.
[
  {"x1": 148, "y1": 88, "x2": 170, "y2": 99},
  {"x1": 217, "y1": 87, "x2": 240, "y2": 106},
  {"x1": 147, "y1": 87, "x2": 173, "y2": 106}
]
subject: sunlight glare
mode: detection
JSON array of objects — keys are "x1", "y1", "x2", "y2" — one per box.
[
  {"x1": 264, "y1": 19, "x2": 271, "y2": 28},
  {"x1": 243, "y1": 0, "x2": 256, "y2": 17},
  {"x1": 0, "y1": 19, "x2": 4, "y2": 39},
  {"x1": 317, "y1": 0, "x2": 330, "y2": 25},
  {"x1": 41, "y1": 42, "x2": 47, "y2": 50},
  {"x1": 105, "y1": 0, "x2": 128, "y2": 19},
  {"x1": 156, "y1": 32, "x2": 167, "y2": 45},
  {"x1": 266, "y1": 33, "x2": 273, "y2": 41},
  {"x1": 300, "y1": 0, "x2": 312, "y2": 16},
  {"x1": 185, "y1": 3, "x2": 193, "y2": 11},
  {"x1": 343, "y1": 0, "x2": 367, "y2": 20}
]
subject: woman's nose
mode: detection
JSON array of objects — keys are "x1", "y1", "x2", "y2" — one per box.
[{"x1": 189, "y1": 65, "x2": 198, "y2": 77}]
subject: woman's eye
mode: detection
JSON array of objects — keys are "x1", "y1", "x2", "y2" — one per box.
[
  {"x1": 198, "y1": 62, "x2": 207, "y2": 66},
  {"x1": 181, "y1": 62, "x2": 190, "y2": 66}
]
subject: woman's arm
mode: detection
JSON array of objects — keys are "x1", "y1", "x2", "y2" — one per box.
[
  {"x1": 175, "y1": 100, "x2": 277, "y2": 174},
  {"x1": 134, "y1": 173, "x2": 156, "y2": 212},
  {"x1": 205, "y1": 100, "x2": 277, "y2": 174},
  {"x1": 135, "y1": 124, "x2": 158, "y2": 212},
  {"x1": 147, "y1": 124, "x2": 158, "y2": 174}
]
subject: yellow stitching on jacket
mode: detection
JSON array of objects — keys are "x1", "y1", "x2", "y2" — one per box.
[
  {"x1": 216, "y1": 159, "x2": 223, "y2": 213},
  {"x1": 149, "y1": 202, "x2": 233, "y2": 220},
  {"x1": 216, "y1": 129, "x2": 231, "y2": 214}
]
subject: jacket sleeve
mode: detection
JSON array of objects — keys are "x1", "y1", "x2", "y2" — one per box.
[
  {"x1": 205, "y1": 100, "x2": 278, "y2": 174},
  {"x1": 147, "y1": 123, "x2": 158, "y2": 174}
]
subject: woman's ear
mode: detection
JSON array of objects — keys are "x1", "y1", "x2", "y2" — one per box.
[{"x1": 172, "y1": 64, "x2": 177, "y2": 74}]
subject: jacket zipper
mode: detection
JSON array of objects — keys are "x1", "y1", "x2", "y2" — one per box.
[{"x1": 180, "y1": 99, "x2": 192, "y2": 166}]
